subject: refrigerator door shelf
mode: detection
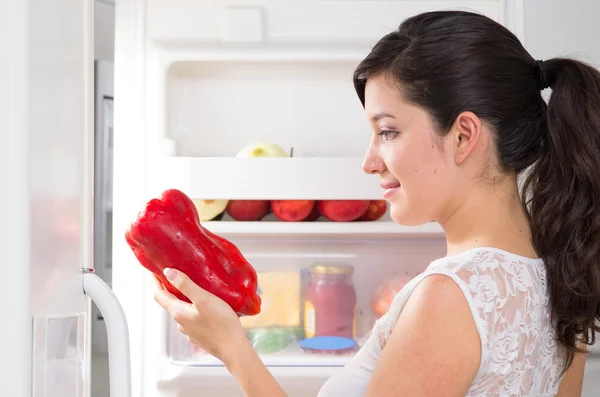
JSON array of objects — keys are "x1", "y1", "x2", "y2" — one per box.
[{"x1": 32, "y1": 314, "x2": 86, "y2": 397}]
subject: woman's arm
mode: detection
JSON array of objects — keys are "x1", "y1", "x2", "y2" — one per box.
[
  {"x1": 555, "y1": 346, "x2": 587, "y2": 397},
  {"x1": 153, "y1": 269, "x2": 287, "y2": 397},
  {"x1": 364, "y1": 274, "x2": 481, "y2": 397},
  {"x1": 223, "y1": 332, "x2": 288, "y2": 397}
]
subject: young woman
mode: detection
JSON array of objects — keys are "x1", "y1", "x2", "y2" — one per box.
[{"x1": 153, "y1": 10, "x2": 600, "y2": 396}]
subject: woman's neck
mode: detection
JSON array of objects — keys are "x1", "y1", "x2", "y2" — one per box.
[{"x1": 438, "y1": 175, "x2": 539, "y2": 259}]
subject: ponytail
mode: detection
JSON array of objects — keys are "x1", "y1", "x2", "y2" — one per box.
[{"x1": 522, "y1": 57, "x2": 600, "y2": 370}]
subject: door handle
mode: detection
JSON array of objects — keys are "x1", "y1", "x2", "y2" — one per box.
[{"x1": 83, "y1": 269, "x2": 132, "y2": 397}]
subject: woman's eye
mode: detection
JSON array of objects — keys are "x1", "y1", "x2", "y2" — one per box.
[{"x1": 378, "y1": 130, "x2": 399, "y2": 141}]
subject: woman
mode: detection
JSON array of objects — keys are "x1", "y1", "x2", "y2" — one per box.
[{"x1": 153, "y1": 10, "x2": 600, "y2": 396}]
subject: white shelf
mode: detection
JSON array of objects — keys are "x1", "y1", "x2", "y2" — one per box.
[
  {"x1": 157, "y1": 356, "x2": 348, "y2": 389},
  {"x1": 171, "y1": 352, "x2": 352, "y2": 368},
  {"x1": 202, "y1": 220, "x2": 444, "y2": 239},
  {"x1": 149, "y1": 157, "x2": 383, "y2": 200}
]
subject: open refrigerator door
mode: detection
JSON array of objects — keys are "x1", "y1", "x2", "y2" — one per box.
[
  {"x1": 112, "y1": 1, "x2": 525, "y2": 396},
  {"x1": 1, "y1": 1, "x2": 132, "y2": 397}
]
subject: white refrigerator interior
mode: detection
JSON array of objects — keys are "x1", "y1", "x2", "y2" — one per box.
[
  {"x1": 0, "y1": 1, "x2": 131, "y2": 397},
  {"x1": 112, "y1": 0, "x2": 599, "y2": 396}
]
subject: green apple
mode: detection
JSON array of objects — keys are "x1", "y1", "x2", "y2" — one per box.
[{"x1": 236, "y1": 142, "x2": 290, "y2": 158}]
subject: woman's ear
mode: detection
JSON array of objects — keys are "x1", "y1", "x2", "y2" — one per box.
[{"x1": 451, "y1": 111, "x2": 482, "y2": 164}]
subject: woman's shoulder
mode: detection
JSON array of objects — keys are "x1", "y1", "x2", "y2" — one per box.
[
  {"x1": 380, "y1": 247, "x2": 548, "y2": 344},
  {"x1": 421, "y1": 247, "x2": 548, "y2": 312},
  {"x1": 374, "y1": 247, "x2": 550, "y2": 375},
  {"x1": 425, "y1": 246, "x2": 546, "y2": 287}
]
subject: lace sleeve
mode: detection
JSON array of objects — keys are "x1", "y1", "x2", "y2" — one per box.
[
  {"x1": 366, "y1": 249, "x2": 563, "y2": 396},
  {"x1": 426, "y1": 250, "x2": 561, "y2": 396},
  {"x1": 373, "y1": 269, "x2": 489, "y2": 371}
]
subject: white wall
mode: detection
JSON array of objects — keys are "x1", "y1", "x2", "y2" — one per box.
[
  {"x1": 94, "y1": 0, "x2": 114, "y2": 62},
  {"x1": 524, "y1": 0, "x2": 600, "y2": 66}
]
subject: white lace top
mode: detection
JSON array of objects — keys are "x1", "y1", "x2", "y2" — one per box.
[{"x1": 317, "y1": 247, "x2": 566, "y2": 397}]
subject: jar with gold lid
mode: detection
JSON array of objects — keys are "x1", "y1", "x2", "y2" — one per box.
[{"x1": 304, "y1": 263, "x2": 356, "y2": 339}]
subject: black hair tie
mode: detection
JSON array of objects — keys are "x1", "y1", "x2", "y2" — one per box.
[{"x1": 535, "y1": 60, "x2": 550, "y2": 90}]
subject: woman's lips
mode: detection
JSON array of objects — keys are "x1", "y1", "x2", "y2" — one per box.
[
  {"x1": 381, "y1": 182, "x2": 401, "y2": 199},
  {"x1": 383, "y1": 186, "x2": 399, "y2": 198}
]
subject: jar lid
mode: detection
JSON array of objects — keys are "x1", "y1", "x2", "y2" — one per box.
[
  {"x1": 298, "y1": 336, "x2": 357, "y2": 351},
  {"x1": 310, "y1": 264, "x2": 354, "y2": 275}
]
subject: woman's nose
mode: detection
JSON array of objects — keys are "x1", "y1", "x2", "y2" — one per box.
[{"x1": 362, "y1": 144, "x2": 385, "y2": 175}]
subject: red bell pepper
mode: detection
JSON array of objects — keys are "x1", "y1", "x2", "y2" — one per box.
[{"x1": 124, "y1": 189, "x2": 261, "y2": 316}]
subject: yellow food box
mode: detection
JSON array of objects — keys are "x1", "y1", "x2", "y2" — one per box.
[{"x1": 240, "y1": 271, "x2": 301, "y2": 328}]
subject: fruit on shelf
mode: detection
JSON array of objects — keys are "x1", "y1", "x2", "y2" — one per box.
[
  {"x1": 303, "y1": 205, "x2": 321, "y2": 222},
  {"x1": 236, "y1": 142, "x2": 290, "y2": 158},
  {"x1": 371, "y1": 273, "x2": 416, "y2": 318},
  {"x1": 226, "y1": 200, "x2": 270, "y2": 221},
  {"x1": 192, "y1": 199, "x2": 228, "y2": 221},
  {"x1": 355, "y1": 200, "x2": 387, "y2": 221},
  {"x1": 271, "y1": 200, "x2": 315, "y2": 222},
  {"x1": 317, "y1": 200, "x2": 370, "y2": 222}
]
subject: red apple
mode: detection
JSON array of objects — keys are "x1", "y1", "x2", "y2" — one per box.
[
  {"x1": 271, "y1": 200, "x2": 315, "y2": 222},
  {"x1": 317, "y1": 200, "x2": 369, "y2": 222},
  {"x1": 226, "y1": 200, "x2": 270, "y2": 221},
  {"x1": 303, "y1": 205, "x2": 321, "y2": 222},
  {"x1": 355, "y1": 200, "x2": 387, "y2": 221}
]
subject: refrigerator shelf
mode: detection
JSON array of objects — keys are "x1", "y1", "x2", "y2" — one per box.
[
  {"x1": 202, "y1": 219, "x2": 444, "y2": 239},
  {"x1": 170, "y1": 351, "x2": 353, "y2": 368},
  {"x1": 156, "y1": 362, "x2": 339, "y2": 391}
]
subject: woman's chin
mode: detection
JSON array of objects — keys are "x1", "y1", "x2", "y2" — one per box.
[{"x1": 389, "y1": 205, "x2": 431, "y2": 227}]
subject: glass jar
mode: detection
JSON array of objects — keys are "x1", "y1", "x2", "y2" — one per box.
[{"x1": 304, "y1": 263, "x2": 357, "y2": 339}]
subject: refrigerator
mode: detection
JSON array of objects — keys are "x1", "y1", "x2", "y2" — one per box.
[
  {"x1": 0, "y1": 1, "x2": 131, "y2": 397},
  {"x1": 112, "y1": 0, "x2": 451, "y2": 394},
  {"x1": 2, "y1": 1, "x2": 597, "y2": 397},
  {"x1": 112, "y1": 0, "x2": 599, "y2": 396}
]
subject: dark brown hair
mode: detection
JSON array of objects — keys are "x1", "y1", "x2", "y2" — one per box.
[{"x1": 354, "y1": 10, "x2": 600, "y2": 371}]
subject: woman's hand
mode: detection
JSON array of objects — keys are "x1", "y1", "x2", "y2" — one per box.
[
  {"x1": 152, "y1": 267, "x2": 246, "y2": 365},
  {"x1": 153, "y1": 267, "x2": 288, "y2": 397}
]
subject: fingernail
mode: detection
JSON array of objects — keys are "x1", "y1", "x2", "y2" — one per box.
[{"x1": 164, "y1": 268, "x2": 177, "y2": 281}]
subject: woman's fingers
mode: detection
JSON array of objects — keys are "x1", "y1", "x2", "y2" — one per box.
[
  {"x1": 162, "y1": 267, "x2": 213, "y2": 304},
  {"x1": 153, "y1": 287, "x2": 191, "y2": 322},
  {"x1": 152, "y1": 274, "x2": 165, "y2": 291}
]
